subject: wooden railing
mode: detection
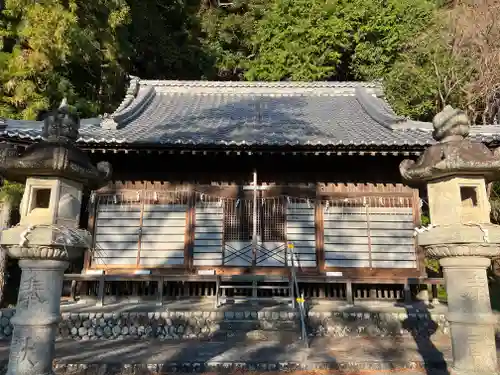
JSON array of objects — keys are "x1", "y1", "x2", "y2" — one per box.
[{"x1": 62, "y1": 274, "x2": 444, "y2": 307}]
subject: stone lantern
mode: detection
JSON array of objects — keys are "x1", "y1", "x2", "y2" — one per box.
[
  {"x1": 400, "y1": 105, "x2": 500, "y2": 375},
  {"x1": 0, "y1": 100, "x2": 111, "y2": 375}
]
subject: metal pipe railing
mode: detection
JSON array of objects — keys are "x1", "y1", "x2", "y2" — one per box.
[{"x1": 288, "y1": 242, "x2": 308, "y2": 348}]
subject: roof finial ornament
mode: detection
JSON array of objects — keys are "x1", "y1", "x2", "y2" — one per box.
[
  {"x1": 432, "y1": 105, "x2": 470, "y2": 142},
  {"x1": 400, "y1": 104, "x2": 500, "y2": 184},
  {"x1": 42, "y1": 98, "x2": 80, "y2": 143}
]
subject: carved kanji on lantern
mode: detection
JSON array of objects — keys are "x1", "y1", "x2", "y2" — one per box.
[{"x1": 17, "y1": 271, "x2": 47, "y2": 310}]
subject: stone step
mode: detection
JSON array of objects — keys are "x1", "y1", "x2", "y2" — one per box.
[
  {"x1": 0, "y1": 336, "x2": 460, "y2": 375},
  {"x1": 220, "y1": 309, "x2": 298, "y2": 320},
  {"x1": 219, "y1": 319, "x2": 299, "y2": 331},
  {"x1": 211, "y1": 329, "x2": 301, "y2": 342},
  {"x1": 47, "y1": 362, "x2": 448, "y2": 375}
]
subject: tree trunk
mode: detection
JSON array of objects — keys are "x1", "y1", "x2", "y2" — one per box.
[{"x1": 0, "y1": 200, "x2": 12, "y2": 306}]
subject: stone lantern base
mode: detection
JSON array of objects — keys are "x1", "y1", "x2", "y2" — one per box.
[
  {"x1": 418, "y1": 225, "x2": 500, "y2": 375},
  {"x1": 7, "y1": 259, "x2": 69, "y2": 375},
  {"x1": 440, "y1": 256, "x2": 499, "y2": 375}
]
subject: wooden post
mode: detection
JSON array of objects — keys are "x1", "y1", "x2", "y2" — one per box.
[
  {"x1": 70, "y1": 280, "x2": 77, "y2": 302},
  {"x1": 346, "y1": 281, "x2": 353, "y2": 305},
  {"x1": 412, "y1": 188, "x2": 425, "y2": 274},
  {"x1": 316, "y1": 185, "x2": 325, "y2": 272},
  {"x1": 157, "y1": 277, "x2": 164, "y2": 306},
  {"x1": 96, "y1": 275, "x2": 105, "y2": 307},
  {"x1": 185, "y1": 186, "x2": 195, "y2": 271},
  {"x1": 404, "y1": 281, "x2": 412, "y2": 304},
  {"x1": 431, "y1": 284, "x2": 439, "y2": 304},
  {"x1": 136, "y1": 189, "x2": 145, "y2": 268},
  {"x1": 252, "y1": 170, "x2": 258, "y2": 267},
  {"x1": 132, "y1": 281, "x2": 139, "y2": 302},
  {"x1": 366, "y1": 204, "x2": 372, "y2": 269},
  {"x1": 215, "y1": 275, "x2": 220, "y2": 308},
  {"x1": 82, "y1": 192, "x2": 98, "y2": 297}
]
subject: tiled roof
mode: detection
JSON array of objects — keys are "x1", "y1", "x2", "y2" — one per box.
[{"x1": 1, "y1": 78, "x2": 499, "y2": 148}]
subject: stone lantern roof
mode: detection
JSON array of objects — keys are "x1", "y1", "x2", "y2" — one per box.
[
  {"x1": 0, "y1": 100, "x2": 112, "y2": 189},
  {"x1": 400, "y1": 105, "x2": 500, "y2": 184}
]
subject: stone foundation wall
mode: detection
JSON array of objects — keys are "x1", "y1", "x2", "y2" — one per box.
[
  {"x1": 307, "y1": 310, "x2": 452, "y2": 337},
  {"x1": 0, "y1": 308, "x2": 496, "y2": 341},
  {"x1": 0, "y1": 309, "x2": 458, "y2": 341}
]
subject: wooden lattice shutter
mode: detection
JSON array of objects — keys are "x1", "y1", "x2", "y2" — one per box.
[
  {"x1": 139, "y1": 191, "x2": 188, "y2": 267},
  {"x1": 323, "y1": 206, "x2": 370, "y2": 268},
  {"x1": 368, "y1": 206, "x2": 416, "y2": 268},
  {"x1": 92, "y1": 193, "x2": 141, "y2": 267},
  {"x1": 193, "y1": 199, "x2": 224, "y2": 266},
  {"x1": 323, "y1": 198, "x2": 417, "y2": 269},
  {"x1": 286, "y1": 202, "x2": 317, "y2": 268}
]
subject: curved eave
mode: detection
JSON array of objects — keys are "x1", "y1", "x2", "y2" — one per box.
[
  {"x1": 0, "y1": 131, "x2": 434, "y2": 148},
  {"x1": 81, "y1": 144, "x2": 428, "y2": 157},
  {"x1": 0, "y1": 134, "x2": 429, "y2": 156}
]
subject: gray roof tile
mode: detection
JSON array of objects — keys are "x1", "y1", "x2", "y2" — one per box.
[{"x1": 1, "y1": 79, "x2": 499, "y2": 148}]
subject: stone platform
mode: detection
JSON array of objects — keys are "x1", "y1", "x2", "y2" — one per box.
[
  {"x1": 0, "y1": 300, "x2": 497, "y2": 374},
  {"x1": 0, "y1": 334, "x2": 463, "y2": 374}
]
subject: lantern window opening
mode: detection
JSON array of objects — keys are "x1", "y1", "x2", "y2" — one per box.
[
  {"x1": 460, "y1": 185, "x2": 479, "y2": 207},
  {"x1": 31, "y1": 188, "x2": 51, "y2": 211}
]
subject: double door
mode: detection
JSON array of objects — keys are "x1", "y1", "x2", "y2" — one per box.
[{"x1": 223, "y1": 193, "x2": 288, "y2": 267}]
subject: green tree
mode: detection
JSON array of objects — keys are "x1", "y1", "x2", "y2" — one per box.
[
  {"x1": 127, "y1": 0, "x2": 209, "y2": 80},
  {"x1": 383, "y1": 23, "x2": 471, "y2": 122},
  {"x1": 0, "y1": 0, "x2": 131, "y2": 120},
  {"x1": 243, "y1": 0, "x2": 436, "y2": 81},
  {"x1": 198, "y1": 0, "x2": 269, "y2": 79},
  {"x1": 384, "y1": 0, "x2": 500, "y2": 124}
]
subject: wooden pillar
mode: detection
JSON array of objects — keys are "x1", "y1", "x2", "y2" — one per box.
[
  {"x1": 315, "y1": 185, "x2": 325, "y2": 273},
  {"x1": 97, "y1": 275, "x2": 105, "y2": 307},
  {"x1": 346, "y1": 281, "x2": 353, "y2": 305},
  {"x1": 157, "y1": 277, "x2": 164, "y2": 306},
  {"x1": 185, "y1": 186, "x2": 195, "y2": 271}
]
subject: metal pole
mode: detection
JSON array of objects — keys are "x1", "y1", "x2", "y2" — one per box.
[
  {"x1": 289, "y1": 242, "x2": 308, "y2": 347},
  {"x1": 252, "y1": 170, "x2": 257, "y2": 267}
]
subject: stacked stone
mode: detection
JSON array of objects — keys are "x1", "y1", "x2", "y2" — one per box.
[
  {"x1": 0, "y1": 309, "x2": 468, "y2": 340},
  {"x1": 0, "y1": 310, "x2": 14, "y2": 339},
  {"x1": 57, "y1": 311, "x2": 220, "y2": 340},
  {"x1": 307, "y1": 311, "x2": 451, "y2": 337}
]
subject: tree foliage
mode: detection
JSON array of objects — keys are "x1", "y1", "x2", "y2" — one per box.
[
  {"x1": 127, "y1": 0, "x2": 210, "y2": 80},
  {"x1": 244, "y1": 0, "x2": 436, "y2": 81},
  {"x1": 0, "y1": 180, "x2": 23, "y2": 207},
  {"x1": 384, "y1": 0, "x2": 500, "y2": 124},
  {"x1": 198, "y1": 0, "x2": 269, "y2": 80},
  {"x1": 0, "y1": 0, "x2": 496, "y2": 125},
  {"x1": 0, "y1": 0, "x2": 131, "y2": 119}
]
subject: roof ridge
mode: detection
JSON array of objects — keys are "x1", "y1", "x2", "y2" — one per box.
[
  {"x1": 139, "y1": 79, "x2": 381, "y2": 89},
  {"x1": 102, "y1": 75, "x2": 155, "y2": 130},
  {"x1": 113, "y1": 75, "x2": 141, "y2": 113},
  {"x1": 355, "y1": 87, "x2": 406, "y2": 129}
]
